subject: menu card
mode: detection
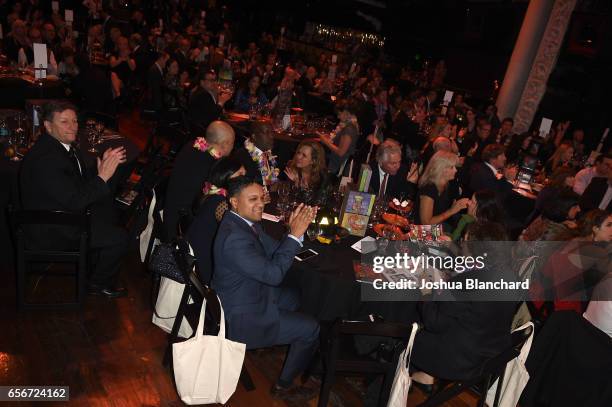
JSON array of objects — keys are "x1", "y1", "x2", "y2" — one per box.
[{"x1": 339, "y1": 190, "x2": 375, "y2": 237}]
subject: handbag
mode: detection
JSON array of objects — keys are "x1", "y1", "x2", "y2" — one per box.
[
  {"x1": 173, "y1": 296, "x2": 246, "y2": 405},
  {"x1": 486, "y1": 321, "x2": 535, "y2": 407},
  {"x1": 152, "y1": 276, "x2": 194, "y2": 339},
  {"x1": 148, "y1": 242, "x2": 189, "y2": 284},
  {"x1": 387, "y1": 323, "x2": 419, "y2": 407}
]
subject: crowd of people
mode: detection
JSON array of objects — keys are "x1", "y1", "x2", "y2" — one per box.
[{"x1": 4, "y1": 0, "x2": 611, "y2": 405}]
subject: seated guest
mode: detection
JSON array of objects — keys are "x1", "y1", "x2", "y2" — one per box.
[
  {"x1": 19, "y1": 101, "x2": 128, "y2": 298},
  {"x1": 505, "y1": 132, "x2": 533, "y2": 164},
  {"x1": 574, "y1": 153, "x2": 612, "y2": 195},
  {"x1": 234, "y1": 75, "x2": 268, "y2": 113},
  {"x1": 187, "y1": 158, "x2": 246, "y2": 284},
  {"x1": 415, "y1": 151, "x2": 469, "y2": 228},
  {"x1": 545, "y1": 141, "x2": 574, "y2": 175},
  {"x1": 212, "y1": 177, "x2": 320, "y2": 401},
  {"x1": 469, "y1": 144, "x2": 516, "y2": 197},
  {"x1": 421, "y1": 135, "x2": 459, "y2": 168},
  {"x1": 520, "y1": 189, "x2": 581, "y2": 241},
  {"x1": 187, "y1": 69, "x2": 233, "y2": 135},
  {"x1": 450, "y1": 189, "x2": 504, "y2": 241},
  {"x1": 495, "y1": 117, "x2": 515, "y2": 146},
  {"x1": 528, "y1": 167, "x2": 577, "y2": 223},
  {"x1": 531, "y1": 209, "x2": 611, "y2": 314},
  {"x1": 233, "y1": 121, "x2": 279, "y2": 187},
  {"x1": 283, "y1": 140, "x2": 327, "y2": 189},
  {"x1": 320, "y1": 99, "x2": 360, "y2": 175},
  {"x1": 368, "y1": 139, "x2": 418, "y2": 200},
  {"x1": 580, "y1": 162, "x2": 612, "y2": 212},
  {"x1": 411, "y1": 221, "x2": 518, "y2": 384},
  {"x1": 460, "y1": 120, "x2": 494, "y2": 159},
  {"x1": 164, "y1": 121, "x2": 235, "y2": 240}
]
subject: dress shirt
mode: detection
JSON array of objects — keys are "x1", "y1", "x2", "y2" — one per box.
[{"x1": 378, "y1": 165, "x2": 388, "y2": 196}]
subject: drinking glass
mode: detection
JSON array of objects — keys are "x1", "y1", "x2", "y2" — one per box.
[
  {"x1": 95, "y1": 122, "x2": 105, "y2": 145},
  {"x1": 306, "y1": 224, "x2": 321, "y2": 242}
]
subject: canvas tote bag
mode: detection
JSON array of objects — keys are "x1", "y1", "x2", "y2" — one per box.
[
  {"x1": 387, "y1": 322, "x2": 419, "y2": 407},
  {"x1": 152, "y1": 276, "x2": 193, "y2": 338},
  {"x1": 173, "y1": 296, "x2": 246, "y2": 405},
  {"x1": 486, "y1": 321, "x2": 535, "y2": 407}
]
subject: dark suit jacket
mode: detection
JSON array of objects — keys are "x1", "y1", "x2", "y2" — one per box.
[
  {"x1": 212, "y1": 211, "x2": 302, "y2": 349},
  {"x1": 187, "y1": 88, "x2": 223, "y2": 135},
  {"x1": 580, "y1": 177, "x2": 612, "y2": 212},
  {"x1": 232, "y1": 146, "x2": 261, "y2": 184},
  {"x1": 19, "y1": 133, "x2": 111, "y2": 248},
  {"x1": 411, "y1": 267, "x2": 518, "y2": 381},
  {"x1": 146, "y1": 64, "x2": 164, "y2": 112},
  {"x1": 368, "y1": 164, "x2": 417, "y2": 200},
  {"x1": 163, "y1": 141, "x2": 218, "y2": 239},
  {"x1": 469, "y1": 162, "x2": 513, "y2": 197}
]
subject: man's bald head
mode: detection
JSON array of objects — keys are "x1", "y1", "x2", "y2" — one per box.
[
  {"x1": 205, "y1": 121, "x2": 235, "y2": 157},
  {"x1": 432, "y1": 136, "x2": 452, "y2": 152}
]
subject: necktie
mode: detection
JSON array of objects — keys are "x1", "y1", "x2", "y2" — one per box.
[
  {"x1": 68, "y1": 146, "x2": 83, "y2": 177},
  {"x1": 379, "y1": 173, "x2": 388, "y2": 197}
]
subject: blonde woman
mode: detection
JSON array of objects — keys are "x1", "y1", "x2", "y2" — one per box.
[
  {"x1": 416, "y1": 150, "x2": 469, "y2": 226},
  {"x1": 283, "y1": 141, "x2": 327, "y2": 190},
  {"x1": 545, "y1": 142, "x2": 574, "y2": 174}
]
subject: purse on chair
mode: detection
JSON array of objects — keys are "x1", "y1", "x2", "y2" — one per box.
[
  {"x1": 173, "y1": 295, "x2": 246, "y2": 405},
  {"x1": 148, "y1": 242, "x2": 189, "y2": 284}
]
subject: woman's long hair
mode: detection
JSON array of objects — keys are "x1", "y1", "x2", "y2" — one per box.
[
  {"x1": 547, "y1": 142, "x2": 573, "y2": 173},
  {"x1": 418, "y1": 150, "x2": 458, "y2": 188},
  {"x1": 287, "y1": 141, "x2": 326, "y2": 187}
]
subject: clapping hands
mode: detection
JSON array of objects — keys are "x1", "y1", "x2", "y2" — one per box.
[
  {"x1": 288, "y1": 203, "x2": 318, "y2": 239},
  {"x1": 97, "y1": 147, "x2": 126, "y2": 182}
]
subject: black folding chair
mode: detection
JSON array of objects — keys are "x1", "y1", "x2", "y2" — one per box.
[
  {"x1": 417, "y1": 325, "x2": 534, "y2": 407},
  {"x1": 160, "y1": 237, "x2": 256, "y2": 391},
  {"x1": 9, "y1": 207, "x2": 91, "y2": 310},
  {"x1": 318, "y1": 320, "x2": 417, "y2": 407}
]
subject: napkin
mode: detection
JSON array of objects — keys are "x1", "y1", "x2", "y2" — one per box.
[{"x1": 351, "y1": 236, "x2": 376, "y2": 254}]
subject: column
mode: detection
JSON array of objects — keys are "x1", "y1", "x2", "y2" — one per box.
[
  {"x1": 513, "y1": 0, "x2": 577, "y2": 134},
  {"x1": 496, "y1": 0, "x2": 554, "y2": 121}
]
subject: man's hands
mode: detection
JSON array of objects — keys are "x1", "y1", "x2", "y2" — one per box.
[
  {"x1": 218, "y1": 90, "x2": 233, "y2": 106},
  {"x1": 97, "y1": 147, "x2": 127, "y2": 182},
  {"x1": 288, "y1": 203, "x2": 317, "y2": 239},
  {"x1": 504, "y1": 165, "x2": 518, "y2": 182},
  {"x1": 406, "y1": 162, "x2": 419, "y2": 183}
]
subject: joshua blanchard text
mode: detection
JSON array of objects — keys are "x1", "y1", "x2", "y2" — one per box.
[{"x1": 373, "y1": 278, "x2": 530, "y2": 290}]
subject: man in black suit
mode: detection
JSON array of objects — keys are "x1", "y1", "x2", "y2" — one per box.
[
  {"x1": 368, "y1": 139, "x2": 418, "y2": 200},
  {"x1": 145, "y1": 51, "x2": 169, "y2": 113},
  {"x1": 129, "y1": 33, "x2": 155, "y2": 84},
  {"x1": 19, "y1": 101, "x2": 128, "y2": 298},
  {"x1": 469, "y1": 143, "x2": 517, "y2": 197},
  {"x1": 580, "y1": 170, "x2": 612, "y2": 212},
  {"x1": 232, "y1": 121, "x2": 276, "y2": 185},
  {"x1": 163, "y1": 121, "x2": 235, "y2": 239},
  {"x1": 187, "y1": 69, "x2": 233, "y2": 135},
  {"x1": 460, "y1": 120, "x2": 494, "y2": 159}
]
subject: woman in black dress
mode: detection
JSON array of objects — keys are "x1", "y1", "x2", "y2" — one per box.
[
  {"x1": 415, "y1": 150, "x2": 469, "y2": 229},
  {"x1": 187, "y1": 157, "x2": 245, "y2": 284}
]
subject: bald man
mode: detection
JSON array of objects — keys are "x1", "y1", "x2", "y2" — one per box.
[{"x1": 164, "y1": 121, "x2": 235, "y2": 239}]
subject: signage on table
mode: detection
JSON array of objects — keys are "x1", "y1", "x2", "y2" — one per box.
[
  {"x1": 539, "y1": 117, "x2": 553, "y2": 138},
  {"x1": 339, "y1": 190, "x2": 375, "y2": 237},
  {"x1": 65, "y1": 9, "x2": 74, "y2": 23},
  {"x1": 33, "y1": 43, "x2": 48, "y2": 79}
]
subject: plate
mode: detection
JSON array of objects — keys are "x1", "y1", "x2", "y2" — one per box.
[
  {"x1": 373, "y1": 224, "x2": 404, "y2": 240},
  {"x1": 382, "y1": 213, "x2": 409, "y2": 228}
]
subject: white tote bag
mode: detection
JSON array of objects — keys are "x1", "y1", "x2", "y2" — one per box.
[
  {"x1": 387, "y1": 323, "x2": 419, "y2": 407},
  {"x1": 486, "y1": 321, "x2": 535, "y2": 407},
  {"x1": 152, "y1": 276, "x2": 193, "y2": 339},
  {"x1": 173, "y1": 296, "x2": 246, "y2": 405}
]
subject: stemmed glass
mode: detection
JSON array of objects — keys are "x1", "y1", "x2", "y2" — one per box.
[
  {"x1": 95, "y1": 122, "x2": 105, "y2": 145},
  {"x1": 306, "y1": 223, "x2": 322, "y2": 242},
  {"x1": 86, "y1": 120, "x2": 98, "y2": 153}
]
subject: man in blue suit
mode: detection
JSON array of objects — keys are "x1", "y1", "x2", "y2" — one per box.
[{"x1": 212, "y1": 176, "x2": 319, "y2": 400}]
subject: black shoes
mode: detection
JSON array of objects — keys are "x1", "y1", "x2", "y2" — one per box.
[{"x1": 87, "y1": 285, "x2": 128, "y2": 299}]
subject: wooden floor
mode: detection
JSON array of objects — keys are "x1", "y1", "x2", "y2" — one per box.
[{"x1": 0, "y1": 112, "x2": 479, "y2": 407}]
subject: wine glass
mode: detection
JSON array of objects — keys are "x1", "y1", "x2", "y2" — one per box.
[
  {"x1": 95, "y1": 122, "x2": 105, "y2": 145},
  {"x1": 87, "y1": 120, "x2": 99, "y2": 153},
  {"x1": 306, "y1": 223, "x2": 321, "y2": 242}
]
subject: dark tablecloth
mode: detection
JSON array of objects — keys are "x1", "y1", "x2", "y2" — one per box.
[{"x1": 262, "y1": 213, "x2": 419, "y2": 324}]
